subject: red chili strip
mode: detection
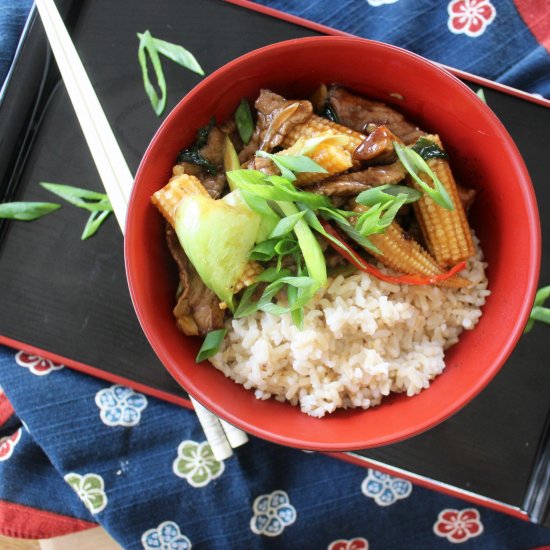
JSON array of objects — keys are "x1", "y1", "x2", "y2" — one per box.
[{"x1": 321, "y1": 221, "x2": 466, "y2": 286}]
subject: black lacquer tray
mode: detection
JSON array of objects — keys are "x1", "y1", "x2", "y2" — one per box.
[{"x1": 1, "y1": 0, "x2": 549, "y2": 526}]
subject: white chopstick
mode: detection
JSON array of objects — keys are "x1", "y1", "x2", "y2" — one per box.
[{"x1": 35, "y1": 0, "x2": 248, "y2": 460}]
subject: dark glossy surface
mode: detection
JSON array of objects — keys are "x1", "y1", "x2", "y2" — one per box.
[{"x1": 0, "y1": 0, "x2": 549, "y2": 523}]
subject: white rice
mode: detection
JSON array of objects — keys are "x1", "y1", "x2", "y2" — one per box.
[{"x1": 210, "y1": 235, "x2": 490, "y2": 417}]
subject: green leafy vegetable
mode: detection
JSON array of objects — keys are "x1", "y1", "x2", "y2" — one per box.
[
  {"x1": 176, "y1": 118, "x2": 217, "y2": 175},
  {"x1": 255, "y1": 151, "x2": 328, "y2": 182},
  {"x1": 175, "y1": 191, "x2": 261, "y2": 310},
  {"x1": 393, "y1": 141, "x2": 454, "y2": 210},
  {"x1": 196, "y1": 329, "x2": 227, "y2": 362},
  {"x1": 525, "y1": 285, "x2": 550, "y2": 333},
  {"x1": 137, "y1": 30, "x2": 167, "y2": 116},
  {"x1": 0, "y1": 202, "x2": 61, "y2": 221},
  {"x1": 40, "y1": 182, "x2": 112, "y2": 240},
  {"x1": 411, "y1": 137, "x2": 448, "y2": 160},
  {"x1": 137, "y1": 30, "x2": 204, "y2": 116},
  {"x1": 235, "y1": 99, "x2": 254, "y2": 144}
]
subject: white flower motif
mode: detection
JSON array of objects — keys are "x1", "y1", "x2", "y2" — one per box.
[
  {"x1": 15, "y1": 351, "x2": 64, "y2": 376},
  {"x1": 141, "y1": 521, "x2": 192, "y2": 550},
  {"x1": 64, "y1": 472, "x2": 108, "y2": 514},
  {"x1": 366, "y1": 0, "x2": 399, "y2": 5},
  {"x1": 250, "y1": 490, "x2": 296, "y2": 537},
  {"x1": 433, "y1": 508, "x2": 484, "y2": 543},
  {"x1": 95, "y1": 385, "x2": 148, "y2": 427},
  {"x1": 447, "y1": 0, "x2": 496, "y2": 38},
  {"x1": 0, "y1": 429, "x2": 22, "y2": 462},
  {"x1": 361, "y1": 469, "x2": 412, "y2": 506},
  {"x1": 172, "y1": 440, "x2": 224, "y2": 488}
]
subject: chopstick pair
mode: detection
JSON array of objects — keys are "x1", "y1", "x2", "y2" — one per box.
[{"x1": 34, "y1": 0, "x2": 248, "y2": 461}]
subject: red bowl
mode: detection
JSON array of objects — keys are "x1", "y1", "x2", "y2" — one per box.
[{"x1": 125, "y1": 36, "x2": 540, "y2": 451}]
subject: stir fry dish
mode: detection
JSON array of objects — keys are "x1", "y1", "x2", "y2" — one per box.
[{"x1": 150, "y1": 85, "x2": 489, "y2": 417}]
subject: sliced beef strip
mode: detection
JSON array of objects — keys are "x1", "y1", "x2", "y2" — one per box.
[
  {"x1": 328, "y1": 85, "x2": 424, "y2": 145},
  {"x1": 254, "y1": 89, "x2": 313, "y2": 150},
  {"x1": 198, "y1": 127, "x2": 227, "y2": 199},
  {"x1": 305, "y1": 162, "x2": 406, "y2": 197},
  {"x1": 165, "y1": 225, "x2": 225, "y2": 337}
]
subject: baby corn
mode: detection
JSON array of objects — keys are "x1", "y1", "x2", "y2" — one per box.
[
  {"x1": 151, "y1": 174, "x2": 209, "y2": 228},
  {"x1": 354, "y1": 205, "x2": 469, "y2": 289},
  {"x1": 412, "y1": 135, "x2": 475, "y2": 267},
  {"x1": 277, "y1": 134, "x2": 354, "y2": 186},
  {"x1": 281, "y1": 114, "x2": 365, "y2": 155}
]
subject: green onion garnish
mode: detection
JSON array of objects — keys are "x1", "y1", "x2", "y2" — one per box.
[
  {"x1": 235, "y1": 99, "x2": 254, "y2": 144},
  {"x1": 40, "y1": 182, "x2": 112, "y2": 239},
  {"x1": 356, "y1": 184, "x2": 421, "y2": 206},
  {"x1": 196, "y1": 329, "x2": 227, "y2": 362},
  {"x1": 393, "y1": 141, "x2": 454, "y2": 210},
  {"x1": 255, "y1": 151, "x2": 328, "y2": 182},
  {"x1": 525, "y1": 285, "x2": 550, "y2": 333},
  {"x1": 0, "y1": 202, "x2": 61, "y2": 221},
  {"x1": 137, "y1": 30, "x2": 204, "y2": 117}
]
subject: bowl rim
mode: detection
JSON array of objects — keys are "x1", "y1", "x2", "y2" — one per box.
[{"x1": 125, "y1": 35, "x2": 541, "y2": 451}]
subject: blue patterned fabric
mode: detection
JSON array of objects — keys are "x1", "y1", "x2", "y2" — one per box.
[
  {"x1": 1, "y1": 1, "x2": 550, "y2": 548},
  {"x1": 253, "y1": 0, "x2": 550, "y2": 99},
  {"x1": 2, "y1": 345, "x2": 550, "y2": 548},
  {"x1": 0, "y1": 0, "x2": 33, "y2": 88}
]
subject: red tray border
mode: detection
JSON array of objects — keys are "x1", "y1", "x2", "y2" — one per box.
[{"x1": 1, "y1": 0, "x2": 544, "y2": 525}]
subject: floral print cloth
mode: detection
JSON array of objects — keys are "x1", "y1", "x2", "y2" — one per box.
[
  {"x1": 252, "y1": 0, "x2": 550, "y2": 99},
  {"x1": 1, "y1": 345, "x2": 550, "y2": 549},
  {"x1": 1, "y1": 1, "x2": 550, "y2": 547}
]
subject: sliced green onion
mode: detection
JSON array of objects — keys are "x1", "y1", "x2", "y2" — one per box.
[
  {"x1": 273, "y1": 239, "x2": 299, "y2": 256},
  {"x1": 228, "y1": 170, "x2": 331, "y2": 209},
  {"x1": 393, "y1": 141, "x2": 454, "y2": 210},
  {"x1": 255, "y1": 151, "x2": 328, "y2": 182},
  {"x1": 40, "y1": 182, "x2": 112, "y2": 239},
  {"x1": 268, "y1": 211, "x2": 306, "y2": 238},
  {"x1": 235, "y1": 99, "x2": 254, "y2": 144},
  {"x1": 255, "y1": 267, "x2": 292, "y2": 283},
  {"x1": 137, "y1": 33, "x2": 204, "y2": 76},
  {"x1": 196, "y1": 329, "x2": 227, "y2": 362},
  {"x1": 234, "y1": 284, "x2": 261, "y2": 318},
  {"x1": 137, "y1": 30, "x2": 167, "y2": 116},
  {"x1": 525, "y1": 285, "x2": 550, "y2": 333},
  {"x1": 277, "y1": 201, "x2": 326, "y2": 288},
  {"x1": 288, "y1": 283, "x2": 304, "y2": 329},
  {"x1": 40, "y1": 183, "x2": 112, "y2": 212},
  {"x1": 356, "y1": 184, "x2": 421, "y2": 206},
  {"x1": 0, "y1": 202, "x2": 61, "y2": 221},
  {"x1": 81, "y1": 210, "x2": 111, "y2": 240}
]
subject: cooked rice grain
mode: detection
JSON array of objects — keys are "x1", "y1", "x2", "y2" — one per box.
[{"x1": 210, "y1": 235, "x2": 490, "y2": 417}]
